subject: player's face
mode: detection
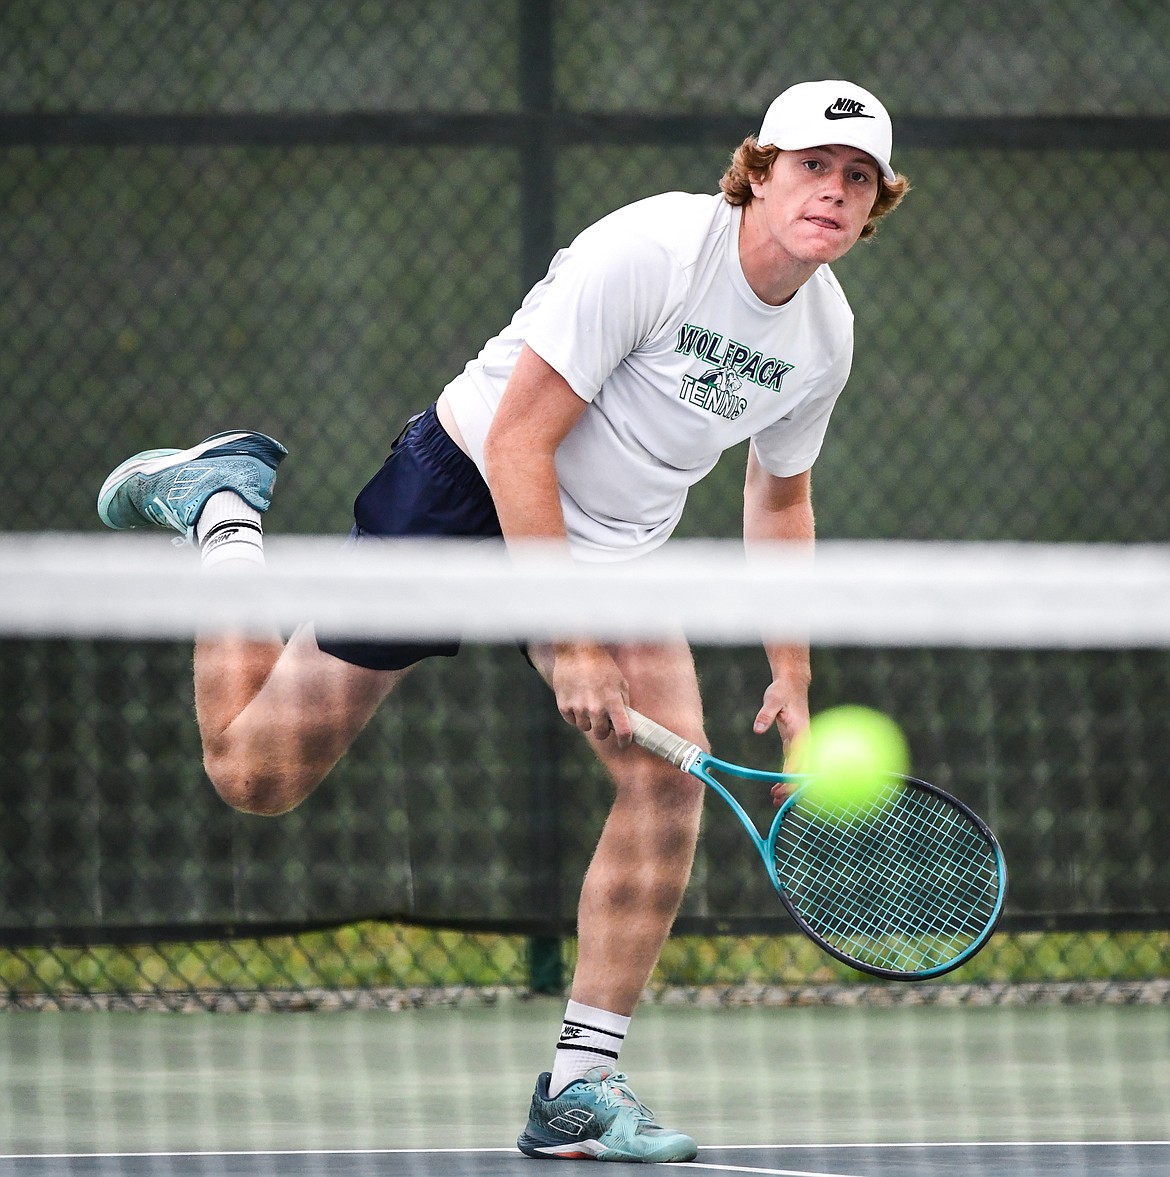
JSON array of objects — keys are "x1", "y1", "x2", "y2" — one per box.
[{"x1": 753, "y1": 145, "x2": 879, "y2": 266}]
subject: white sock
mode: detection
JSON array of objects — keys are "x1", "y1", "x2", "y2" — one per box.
[
  {"x1": 195, "y1": 491, "x2": 265, "y2": 570},
  {"x1": 548, "y1": 1000, "x2": 630, "y2": 1097}
]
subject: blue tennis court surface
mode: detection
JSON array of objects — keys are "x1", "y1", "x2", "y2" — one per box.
[
  {"x1": 3, "y1": 1143, "x2": 1170, "y2": 1174},
  {"x1": 3, "y1": 1001, "x2": 1167, "y2": 1175}
]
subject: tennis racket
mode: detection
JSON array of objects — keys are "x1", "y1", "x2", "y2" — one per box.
[{"x1": 627, "y1": 708, "x2": 1007, "y2": 981}]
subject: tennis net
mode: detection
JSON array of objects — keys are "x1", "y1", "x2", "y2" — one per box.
[{"x1": 2, "y1": 534, "x2": 1168, "y2": 1010}]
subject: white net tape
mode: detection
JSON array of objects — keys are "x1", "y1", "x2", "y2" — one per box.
[{"x1": 2, "y1": 533, "x2": 1168, "y2": 646}]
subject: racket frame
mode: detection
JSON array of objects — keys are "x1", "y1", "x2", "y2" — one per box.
[{"x1": 627, "y1": 707, "x2": 1008, "y2": 981}]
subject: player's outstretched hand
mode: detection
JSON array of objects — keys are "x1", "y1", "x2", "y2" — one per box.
[{"x1": 753, "y1": 673, "x2": 811, "y2": 806}]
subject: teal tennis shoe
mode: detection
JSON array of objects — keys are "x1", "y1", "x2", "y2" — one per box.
[
  {"x1": 97, "y1": 431, "x2": 288, "y2": 540},
  {"x1": 517, "y1": 1067, "x2": 698, "y2": 1163}
]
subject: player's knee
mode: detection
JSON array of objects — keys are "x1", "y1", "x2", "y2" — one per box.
[
  {"x1": 620, "y1": 760, "x2": 704, "y2": 854},
  {"x1": 203, "y1": 750, "x2": 307, "y2": 817},
  {"x1": 644, "y1": 757, "x2": 705, "y2": 819}
]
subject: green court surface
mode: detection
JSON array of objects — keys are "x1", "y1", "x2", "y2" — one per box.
[{"x1": 2, "y1": 997, "x2": 1168, "y2": 1173}]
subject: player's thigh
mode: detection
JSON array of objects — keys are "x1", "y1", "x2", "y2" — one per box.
[
  {"x1": 615, "y1": 639, "x2": 707, "y2": 748},
  {"x1": 587, "y1": 640, "x2": 707, "y2": 808},
  {"x1": 247, "y1": 624, "x2": 409, "y2": 755}
]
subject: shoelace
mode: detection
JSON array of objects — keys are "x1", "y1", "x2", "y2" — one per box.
[
  {"x1": 145, "y1": 495, "x2": 197, "y2": 547},
  {"x1": 592, "y1": 1073, "x2": 656, "y2": 1122}
]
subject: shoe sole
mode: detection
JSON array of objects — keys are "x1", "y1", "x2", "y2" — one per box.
[
  {"x1": 96, "y1": 431, "x2": 281, "y2": 528},
  {"x1": 517, "y1": 1132, "x2": 698, "y2": 1163},
  {"x1": 517, "y1": 1137, "x2": 607, "y2": 1159}
]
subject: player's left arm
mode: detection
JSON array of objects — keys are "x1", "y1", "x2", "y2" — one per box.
[{"x1": 742, "y1": 442, "x2": 814, "y2": 772}]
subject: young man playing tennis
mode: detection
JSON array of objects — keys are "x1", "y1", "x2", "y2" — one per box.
[{"x1": 98, "y1": 79, "x2": 908, "y2": 1162}]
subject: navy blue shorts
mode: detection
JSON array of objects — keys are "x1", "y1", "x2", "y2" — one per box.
[{"x1": 315, "y1": 404, "x2": 504, "y2": 671}]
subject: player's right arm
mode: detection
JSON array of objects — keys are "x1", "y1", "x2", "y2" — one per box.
[{"x1": 482, "y1": 344, "x2": 633, "y2": 746}]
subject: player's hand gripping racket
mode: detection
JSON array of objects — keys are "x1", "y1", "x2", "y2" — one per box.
[{"x1": 627, "y1": 708, "x2": 1007, "y2": 980}]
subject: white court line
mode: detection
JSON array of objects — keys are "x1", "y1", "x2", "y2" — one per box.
[
  {"x1": 662, "y1": 1142, "x2": 1170, "y2": 1177},
  {"x1": 662, "y1": 1141, "x2": 1170, "y2": 1176},
  {"x1": 0, "y1": 1157, "x2": 859, "y2": 1177},
  {"x1": 701, "y1": 1140, "x2": 1170, "y2": 1150},
  {"x1": 666, "y1": 1164, "x2": 864, "y2": 1177},
  {"x1": 0, "y1": 1147, "x2": 521, "y2": 1160}
]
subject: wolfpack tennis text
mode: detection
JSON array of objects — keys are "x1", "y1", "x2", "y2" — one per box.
[
  {"x1": 675, "y1": 323, "x2": 795, "y2": 393},
  {"x1": 675, "y1": 323, "x2": 795, "y2": 420}
]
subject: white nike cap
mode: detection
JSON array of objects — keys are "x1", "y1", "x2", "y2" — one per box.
[{"x1": 758, "y1": 80, "x2": 895, "y2": 182}]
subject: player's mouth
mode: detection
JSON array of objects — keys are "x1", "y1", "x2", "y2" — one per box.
[{"x1": 805, "y1": 214, "x2": 843, "y2": 231}]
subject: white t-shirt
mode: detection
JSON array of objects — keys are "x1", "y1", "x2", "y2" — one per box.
[{"x1": 443, "y1": 191, "x2": 854, "y2": 562}]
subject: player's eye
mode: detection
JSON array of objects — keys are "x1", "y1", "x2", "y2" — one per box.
[{"x1": 802, "y1": 159, "x2": 822, "y2": 172}]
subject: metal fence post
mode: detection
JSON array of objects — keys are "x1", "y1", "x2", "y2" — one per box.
[{"x1": 519, "y1": 0, "x2": 564, "y2": 996}]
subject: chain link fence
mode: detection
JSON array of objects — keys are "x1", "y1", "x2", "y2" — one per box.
[{"x1": 2, "y1": 1, "x2": 1169, "y2": 1006}]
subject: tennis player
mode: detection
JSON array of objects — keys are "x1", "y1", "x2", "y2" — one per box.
[{"x1": 98, "y1": 79, "x2": 908, "y2": 1163}]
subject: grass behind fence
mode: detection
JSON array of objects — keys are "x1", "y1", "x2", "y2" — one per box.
[{"x1": 3, "y1": 924, "x2": 1168, "y2": 1001}]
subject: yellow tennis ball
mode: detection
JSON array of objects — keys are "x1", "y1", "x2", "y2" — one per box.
[{"x1": 791, "y1": 705, "x2": 910, "y2": 817}]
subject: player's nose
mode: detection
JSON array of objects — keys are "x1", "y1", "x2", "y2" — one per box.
[{"x1": 818, "y1": 171, "x2": 846, "y2": 201}]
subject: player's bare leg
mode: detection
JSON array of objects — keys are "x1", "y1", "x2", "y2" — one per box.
[
  {"x1": 572, "y1": 640, "x2": 706, "y2": 1013},
  {"x1": 518, "y1": 639, "x2": 703, "y2": 1163},
  {"x1": 194, "y1": 625, "x2": 407, "y2": 816},
  {"x1": 529, "y1": 639, "x2": 706, "y2": 1013},
  {"x1": 97, "y1": 429, "x2": 409, "y2": 817}
]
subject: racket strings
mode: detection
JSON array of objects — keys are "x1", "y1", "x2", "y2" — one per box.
[
  {"x1": 809, "y1": 844, "x2": 996, "y2": 969},
  {"x1": 812, "y1": 822, "x2": 998, "y2": 968},
  {"x1": 774, "y1": 783, "x2": 1001, "y2": 973}
]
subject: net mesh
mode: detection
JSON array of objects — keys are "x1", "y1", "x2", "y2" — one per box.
[{"x1": 2, "y1": 541, "x2": 1168, "y2": 1008}]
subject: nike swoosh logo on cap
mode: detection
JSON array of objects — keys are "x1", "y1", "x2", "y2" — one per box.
[{"x1": 824, "y1": 106, "x2": 876, "y2": 120}]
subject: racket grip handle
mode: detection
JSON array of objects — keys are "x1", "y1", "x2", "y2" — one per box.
[{"x1": 626, "y1": 707, "x2": 701, "y2": 770}]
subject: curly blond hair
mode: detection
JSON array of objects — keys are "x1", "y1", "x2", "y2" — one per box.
[{"x1": 719, "y1": 137, "x2": 910, "y2": 240}]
